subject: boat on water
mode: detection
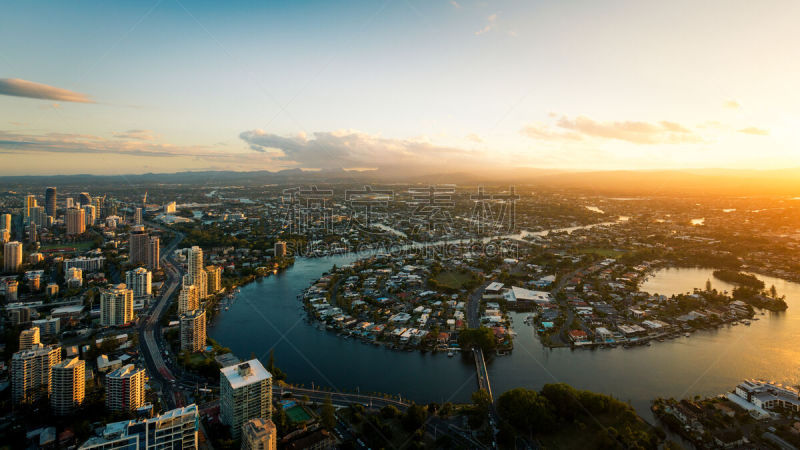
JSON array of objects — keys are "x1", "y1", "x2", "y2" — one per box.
[
  {"x1": 743, "y1": 320, "x2": 751, "y2": 326},
  {"x1": 684, "y1": 332, "x2": 690, "y2": 337},
  {"x1": 447, "y1": 351, "x2": 454, "y2": 357}
]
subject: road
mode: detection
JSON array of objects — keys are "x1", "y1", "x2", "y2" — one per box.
[
  {"x1": 550, "y1": 266, "x2": 589, "y2": 347},
  {"x1": 466, "y1": 281, "x2": 490, "y2": 329},
  {"x1": 136, "y1": 226, "x2": 487, "y2": 447},
  {"x1": 274, "y1": 386, "x2": 487, "y2": 448},
  {"x1": 466, "y1": 282, "x2": 500, "y2": 445},
  {"x1": 138, "y1": 222, "x2": 185, "y2": 407}
]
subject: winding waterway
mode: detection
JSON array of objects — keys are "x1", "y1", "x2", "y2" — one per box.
[{"x1": 210, "y1": 253, "x2": 800, "y2": 422}]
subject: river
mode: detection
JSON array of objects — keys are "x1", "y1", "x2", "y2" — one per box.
[{"x1": 210, "y1": 257, "x2": 800, "y2": 422}]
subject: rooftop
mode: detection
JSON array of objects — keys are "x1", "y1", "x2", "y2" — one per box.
[{"x1": 221, "y1": 359, "x2": 272, "y2": 389}]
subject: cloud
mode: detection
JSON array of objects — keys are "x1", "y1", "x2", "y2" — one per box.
[
  {"x1": 475, "y1": 13, "x2": 497, "y2": 35},
  {"x1": 521, "y1": 123, "x2": 583, "y2": 141},
  {"x1": 239, "y1": 129, "x2": 482, "y2": 170},
  {"x1": 738, "y1": 126, "x2": 769, "y2": 136},
  {"x1": 0, "y1": 130, "x2": 219, "y2": 159},
  {"x1": 0, "y1": 78, "x2": 93, "y2": 103},
  {"x1": 449, "y1": 0, "x2": 461, "y2": 8},
  {"x1": 522, "y1": 115, "x2": 703, "y2": 145},
  {"x1": 113, "y1": 129, "x2": 156, "y2": 140},
  {"x1": 466, "y1": 133, "x2": 483, "y2": 143},
  {"x1": 724, "y1": 99, "x2": 741, "y2": 109}
]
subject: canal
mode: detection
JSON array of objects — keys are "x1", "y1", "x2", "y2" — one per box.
[{"x1": 210, "y1": 258, "x2": 800, "y2": 422}]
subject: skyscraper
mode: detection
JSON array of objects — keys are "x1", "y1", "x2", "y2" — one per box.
[
  {"x1": 205, "y1": 265, "x2": 222, "y2": 295},
  {"x1": 4, "y1": 241, "x2": 23, "y2": 272},
  {"x1": 45, "y1": 187, "x2": 57, "y2": 218},
  {"x1": 241, "y1": 418, "x2": 278, "y2": 450},
  {"x1": 105, "y1": 364, "x2": 145, "y2": 411},
  {"x1": 83, "y1": 204, "x2": 96, "y2": 227},
  {"x1": 66, "y1": 208, "x2": 86, "y2": 235},
  {"x1": 180, "y1": 309, "x2": 206, "y2": 352},
  {"x1": 78, "y1": 192, "x2": 91, "y2": 207},
  {"x1": 274, "y1": 241, "x2": 287, "y2": 258},
  {"x1": 51, "y1": 357, "x2": 85, "y2": 415},
  {"x1": 188, "y1": 246, "x2": 207, "y2": 300},
  {"x1": 28, "y1": 206, "x2": 46, "y2": 227},
  {"x1": 93, "y1": 196, "x2": 105, "y2": 220},
  {"x1": 11, "y1": 344, "x2": 61, "y2": 404},
  {"x1": 24, "y1": 194, "x2": 37, "y2": 222},
  {"x1": 19, "y1": 327, "x2": 41, "y2": 350},
  {"x1": 178, "y1": 281, "x2": 198, "y2": 315},
  {"x1": 220, "y1": 360, "x2": 272, "y2": 439},
  {"x1": 0, "y1": 228, "x2": 9, "y2": 244},
  {"x1": 100, "y1": 284, "x2": 134, "y2": 326},
  {"x1": 129, "y1": 226, "x2": 149, "y2": 265},
  {"x1": 147, "y1": 236, "x2": 160, "y2": 271},
  {"x1": 134, "y1": 207, "x2": 142, "y2": 225},
  {"x1": 125, "y1": 267, "x2": 152, "y2": 299},
  {"x1": 0, "y1": 213, "x2": 11, "y2": 232},
  {"x1": 28, "y1": 222, "x2": 38, "y2": 243}
]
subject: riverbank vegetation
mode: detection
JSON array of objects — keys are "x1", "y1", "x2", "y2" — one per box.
[
  {"x1": 497, "y1": 383, "x2": 663, "y2": 449},
  {"x1": 457, "y1": 327, "x2": 497, "y2": 352},
  {"x1": 712, "y1": 269, "x2": 765, "y2": 289}
]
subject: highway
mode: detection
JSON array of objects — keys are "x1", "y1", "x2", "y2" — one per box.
[
  {"x1": 138, "y1": 222, "x2": 185, "y2": 407},
  {"x1": 278, "y1": 386, "x2": 487, "y2": 448}
]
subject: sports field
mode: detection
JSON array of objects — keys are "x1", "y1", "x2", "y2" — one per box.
[{"x1": 285, "y1": 405, "x2": 312, "y2": 424}]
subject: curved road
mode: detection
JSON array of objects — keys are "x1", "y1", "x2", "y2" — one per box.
[{"x1": 138, "y1": 222, "x2": 185, "y2": 407}]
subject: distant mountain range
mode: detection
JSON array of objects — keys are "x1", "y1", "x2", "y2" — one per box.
[{"x1": 1, "y1": 167, "x2": 799, "y2": 196}]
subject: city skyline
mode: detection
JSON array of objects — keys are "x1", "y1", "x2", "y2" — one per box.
[{"x1": 3, "y1": 0, "x2": 800, "y2": 175}]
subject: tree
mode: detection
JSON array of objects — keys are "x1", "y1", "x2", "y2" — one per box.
[
  {"x1": 380, "y1": 405, "x2": 400, "y2": 419},
  {"x1": 457, "y1": 327, "x2": 497, "y2": 352},
  {"x1": 540, "y1": 383, "x2": 581, "y2": 422},
  {"x1": 497, "y1": 388, "x2": 554, "y2": 433},
  {"x1": 321, "y1": 395, "x2": 336, "y2": 430},
  {"x1": 472, "y1": 389, "x2": 491, "y2": 413},
  {"x1": 402, "y1": 404, "x2": 427, "y2": 431},
  {"x1": 439, "y1": 402, "x2": 454, "y2": 418}
]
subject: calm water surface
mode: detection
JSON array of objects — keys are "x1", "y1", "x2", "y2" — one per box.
[{"x1": 211, "y1": 260, "x2": 800, "y2": 421}]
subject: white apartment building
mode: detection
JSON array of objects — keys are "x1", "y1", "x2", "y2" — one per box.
[{"x1": 220, "y1": 360, "x2": 272, "y2": 439}]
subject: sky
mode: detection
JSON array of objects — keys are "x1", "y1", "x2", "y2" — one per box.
[{"x1": 1, "y1": 0, "x2": 799, "y2": 175}]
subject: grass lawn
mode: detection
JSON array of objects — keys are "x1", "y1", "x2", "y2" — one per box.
[
  {"x1": 187, "y1": 353, "x2": 209, "y2": 365},
  {"x1": 40, "y1": 240, "x2": 95, "y2": 251},
  {"x1": 285, "y1": 405, "x2": 312, "y2": 424},
  {"x1": 433, "y1": 270, "x2": 475, "y2": 290}
]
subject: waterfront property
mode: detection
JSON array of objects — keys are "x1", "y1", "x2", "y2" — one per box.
[
  {"x1": 220, "y1": 359, "x2": 273, "y2": 439},
  {"x1": 728, "y1": 380, "x2": 800, "y2": 418}
]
